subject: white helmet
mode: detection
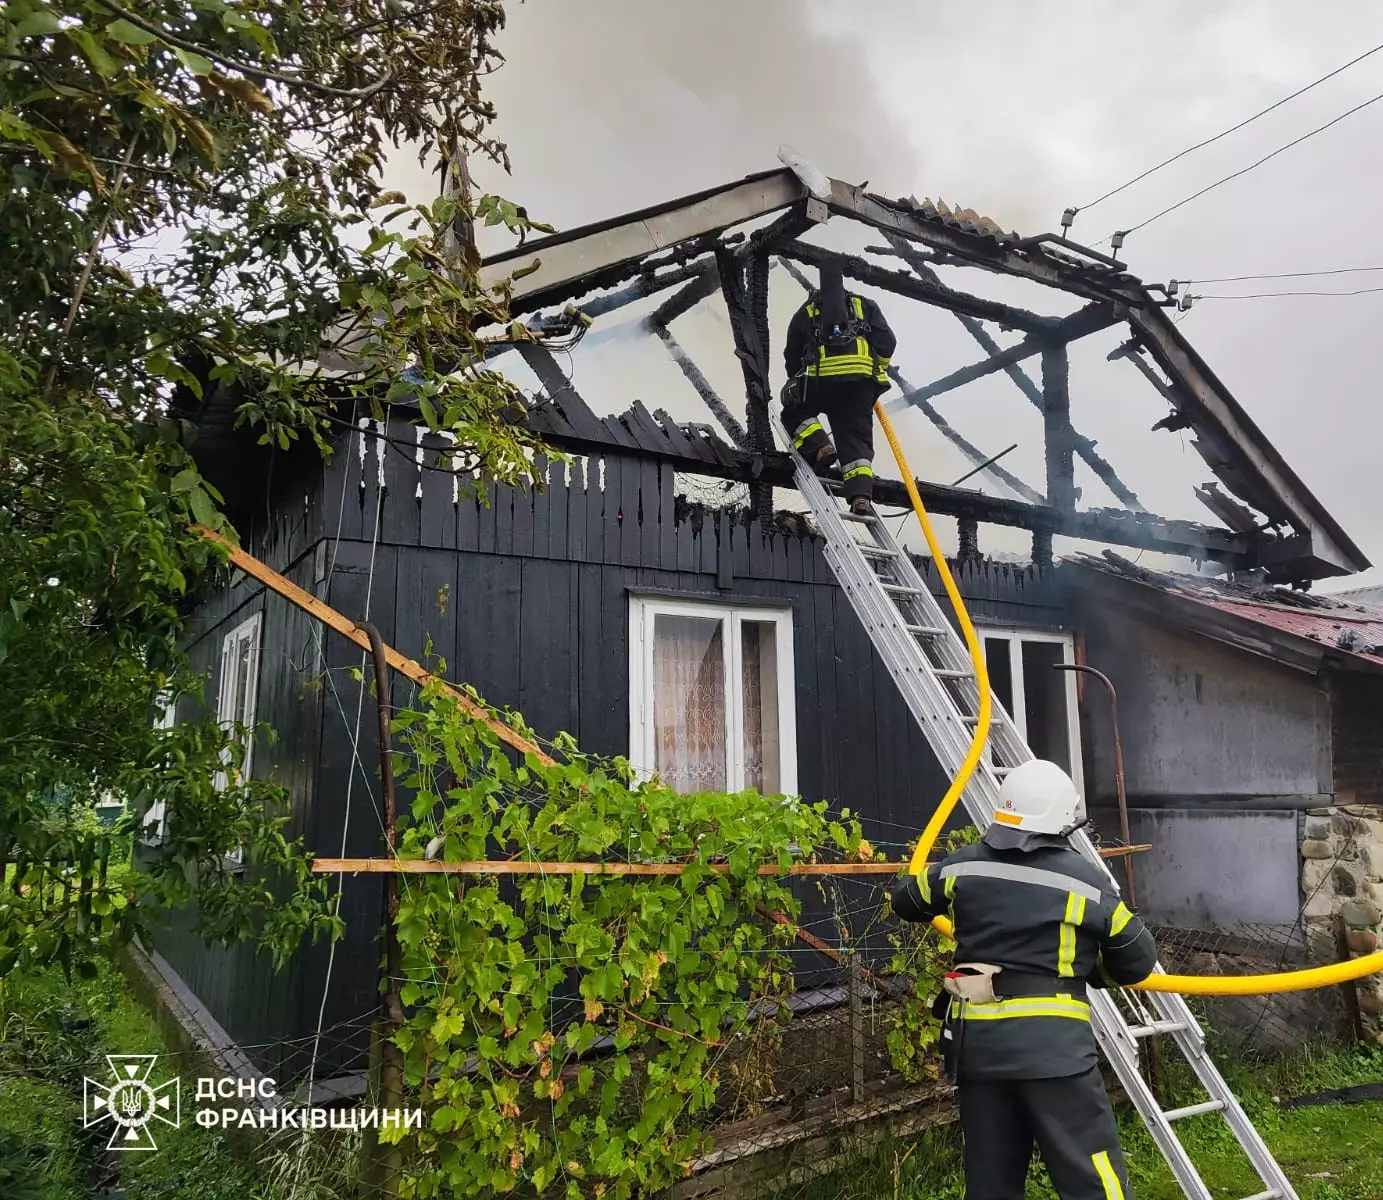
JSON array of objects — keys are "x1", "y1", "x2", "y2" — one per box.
[{"x1": 993, "y1": 759, "x2": 1081, "y2": 835}]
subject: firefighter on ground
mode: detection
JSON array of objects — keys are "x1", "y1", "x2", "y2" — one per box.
[
  {"x1": 782, "y1": 261, "x2": 896, "y2": 517},
  {"x1": 891, "y1": 759, "x2": 1158, "y2": 1200}
]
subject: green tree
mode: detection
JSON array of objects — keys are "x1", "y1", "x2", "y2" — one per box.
[{"x1": 0, "y1": 0, "x2": 546, "y2": 976}]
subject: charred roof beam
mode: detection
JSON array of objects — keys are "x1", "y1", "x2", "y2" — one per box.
[
  {"x1": 884, "y1": 302, "x2": 1120, "y2": 412},
  {"x1": 778, "y1": 240, "x2": 1056, "y2": 335},
  {"x1": 524, "y1": 415, "x2": 1249, "y2": 564},
  {"x1": 883, "y1": 233, "x2": 1144, "y2": 512}
]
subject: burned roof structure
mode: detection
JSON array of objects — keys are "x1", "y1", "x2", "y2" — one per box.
[
  {"x1": 1071, "y1": 551, "x2": 1383, "y2": 674},
  {"x1": 477, "y1": 152, "x2": 1366, "y2": 585}
]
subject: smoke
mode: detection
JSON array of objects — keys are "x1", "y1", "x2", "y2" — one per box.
[{"x1": 437, "y1": 0, "x2": 915, "y2": 230}]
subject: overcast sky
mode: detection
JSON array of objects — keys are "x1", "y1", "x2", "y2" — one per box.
[{"x1": 386, "y1": 0, "x2": 1383, "y2": 587}]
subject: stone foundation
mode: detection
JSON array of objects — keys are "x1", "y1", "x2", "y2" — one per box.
[{"x1": 1301, "y1": 804, "x2": 1383, "y2": 1046}]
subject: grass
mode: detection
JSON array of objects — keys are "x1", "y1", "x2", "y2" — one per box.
[
  {"x1": 0, "y1": 957, "x2": 261, "y2": 1200},
  {"x1": 0, "y1": 955, "x2": 376, "y2": 1200},
  {"x1": 776, "y1": 1042, "x2": 1383, "y2": 1200}
]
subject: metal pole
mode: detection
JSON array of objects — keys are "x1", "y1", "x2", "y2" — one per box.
[
  {"x1": 360, "y1": 621, "x2": 403, "y2": 1200},
  {"x1": 1052, "y1": 663, "x2": 1136, "y2": 907}
]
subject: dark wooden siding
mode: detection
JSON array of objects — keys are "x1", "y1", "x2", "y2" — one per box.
[
  {"x1": 1330, "y1": 672, "x2": 1383, "y2": 806},
  {"x1": 165, "y1": 414, "x2": 1076, "y2": 1076},
  {"x1": 151, "y1": 545, "x2": 328, "y2": 1077}
]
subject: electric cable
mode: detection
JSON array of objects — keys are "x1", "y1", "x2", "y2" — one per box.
[
  {"x1": 875, "y1": 405, "x2": 1383, "y2": 996},
  {"x1": 1104, "y1": 86, "x2": 1383, "y2": 242},
  {"x1": 1076, "y1": 38, "x2": 1383, "y2": 214},
  {"x1": 1187, "y1": 265, "x2": 1383, "y2": 284},
  {"x1": 1194, "y1": 285, "x2": 1383, "y2": 300}
]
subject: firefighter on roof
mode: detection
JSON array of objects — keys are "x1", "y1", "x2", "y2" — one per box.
[
  {"x1": 782, "y1": 261, "x2": 896, "y2": 516},
  {"x1": 891, "y1": 759, "x2": 1157, "y2": 1200}
]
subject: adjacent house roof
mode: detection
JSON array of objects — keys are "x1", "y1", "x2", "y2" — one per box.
[{"x1": 1068, "y1": 552, "x2": 1383, "y2": 675}]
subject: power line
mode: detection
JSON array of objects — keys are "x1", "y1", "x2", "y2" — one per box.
[
  {"x1": 1187, "y1": 265, "x2": 1383, "y2": 284},
  {"x1": 1195, "y1": 284, "x2": 1383, "y2": 300},
  {"x1": 1106, "y1": 85, "x2": 1383, "y2": 242},
  {"x1": 1076, "y1": 39, "x2": 1383, "y2": 214}
]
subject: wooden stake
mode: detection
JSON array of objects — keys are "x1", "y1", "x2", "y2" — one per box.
[
  {"x1": 309, "y1": 846, "x2": 1150, "y2": 876},
  {"x1": 191, "y1": 525, "x2": 554, "y2": 766}
]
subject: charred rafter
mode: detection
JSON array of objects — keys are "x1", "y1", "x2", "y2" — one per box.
[
  {"x1": 778, "y1": 240, "x2": 1056, "y2": 335},
  {"x1": 884, "y1": 233, "x2": 1144, "y2": 511}
]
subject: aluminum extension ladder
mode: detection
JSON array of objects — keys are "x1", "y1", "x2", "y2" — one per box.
[{"x1": 771, "y1": 408, "x2": 1296, "y2": 1200}]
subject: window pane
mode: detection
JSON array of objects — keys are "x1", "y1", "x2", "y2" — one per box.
[
  {"x1": 984, "y1": 637, "x2": 1014, "y2": 714},
  {"x1": 1021, "y1": 641, "x2": 1071, "y2": 772},
  {"x1": 234, "y1": 636, "x2": 255, "y2": 724},
  {"x1": 741, "y1": 620, "x2": 781, "y2": 794},
  {"x1": 652, "y1": 614, "x2": 726, "y2": 792}
]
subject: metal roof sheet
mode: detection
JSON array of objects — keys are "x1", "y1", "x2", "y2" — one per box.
[{"x1": 1074, "y1": 554, "x2": 1383, "y2": 668}]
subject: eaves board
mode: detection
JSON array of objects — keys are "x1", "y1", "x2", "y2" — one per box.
[
  {"x1": 1124, "y1": 298, "x2": 1368, "y2": 579},
  {"x1": 481, "y1": 169, "x2": 804, "y2": 313}
]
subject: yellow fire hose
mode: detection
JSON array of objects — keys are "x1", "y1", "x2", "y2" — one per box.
[{"x1": 875, "y1": 402, "x2": 1383, "y2": 996}]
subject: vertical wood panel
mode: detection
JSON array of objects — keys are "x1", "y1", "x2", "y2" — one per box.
[
  {"x1": 567, "y1": 459, "x2": 587, "y2": 563},
  {"x1": 518, "y1": 558, "x2": 577, "y2": 741},
  {"x1": 586, "y1": 457, "x2": 605, "y2": 566},
  {"x1": 546, "y1": 460, "x2": 568, "y2": 562}
]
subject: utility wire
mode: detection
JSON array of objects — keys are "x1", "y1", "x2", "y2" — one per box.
[
  {"x1": 1187, "y1": 265, "x2": 1383, "y2": 284},
  {"x1": 1107, "y1": 86, "x2": 1383, "y2": 241},
  {"x1": 1195, "y1": 284, "x2": 1383, "y2": 300},
  {"x1": 1076, "y1": 39, "x2": 1383, "y2": 214}
]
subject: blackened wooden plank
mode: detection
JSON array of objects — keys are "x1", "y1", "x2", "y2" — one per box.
[
  {"x1": 597, "y1": 566, "x2": 632, "y2": 758},
  {"x1": 703, "y1": 509, "x2": 722, "y2": 579},
  {"x1": 675, "y1": 510, "x2": 695, "y2": 576},
  {"x1": 332, "y1": 420, "x2": 372, "y2": 543},
  {"x1": 518, "y1": 558, "x2": 576, "y2": 742},
  {"x1": 544, "y1": 458, "x2": 567, "y2": 561},
  {"x1": 653, "y1": 408, "x2": 698, "y2": 458},
  {"x1": 381, "y1": 418, "x2": 422, "y2": 547},
  {"x1": 417, "y1": 549, "x2": 459, "y2": 682},
  {"x1": 639, "y1": 458, "x2": 661, "y2": 570},
  {"x1": 600, "y1": 456, "x2": 624, "y2": 566},
  {"x1": 731, "y1": 514, "x2": 752, "y2": 580},
  {"x1": 514, "y1": 472, "x2": 537, "y2": 561},
  {"x1": 575, "y1": 562, "x2": 605, "y2": 752},
  {"x1": 805, "y1": 582, "x2": 836, "y2": 807},
  {"x1": 618, "y1": 455, "x2": 641, "y2": 568},
  {"x1": 476, "y1": 479, "x2": 499, "y2": 556},
  {"x1": 601, "y1": 413, "x2": 642, "y2": 452},
  {"x1": 494, "y1": 480, "x2": 517, "y2": 558},
  {"x1": 656, "y1": 463, "x2": 677, "y2": 530},
  {"x1": 626, "y1": 400, "x2": 669, "y2": 453},
  {"x1": 833, "y1": 586, "x2": 878, "y2": 817},
  {"x1": 586, "y1": 456, "x2": 606, "y2": 565},
  {"x1": 456, "y1": 479, "x2": 480, "y2": 552},
  {"x1": 516, "y1": 342, "x2": 605, "y2": 439},
  {"x1": 527, "y1": 458, "x2": 549, "y2": 561},
  {"x1": 567, "y1": 459, "x2": 588, "y2": 563},
  {"x1": 461, "y1": 554, "x2": 522, "y2": 708},
  {"x1": 419, "y1": 436, "x2": 456, "y2": 550}
]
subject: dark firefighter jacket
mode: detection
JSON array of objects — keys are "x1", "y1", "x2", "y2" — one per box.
[
  {"x1": 890, "y1": 826, "x2": 1158, "y2": 1081},
  {"x1": 784, "y1": 292, "x2": 897, "y2": 383}
]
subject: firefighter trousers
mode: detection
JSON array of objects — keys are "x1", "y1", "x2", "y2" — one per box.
[
  {"x1": 959, "y1": 1067, "x2": 1131, "y2": 1199},
  {"x1": 781, "y1": 374, "x2": 879, "y2": 501}
]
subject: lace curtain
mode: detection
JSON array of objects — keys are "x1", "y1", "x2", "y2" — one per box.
[
  {"x1": 653, "y1": 615, "x2": 727, "y2": 792},
  {"x1": 652, "y1": 614, "x2": 781, "y2": 795}
]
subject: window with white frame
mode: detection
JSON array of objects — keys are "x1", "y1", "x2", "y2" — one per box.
[
  {"x1": 629, "y1": 597, "x2": 798, "y2": 796},
  {"x1": 979, "y1": 626, "x2": 1085, "y2": 804},
  {"x1": 140, "y1": 692, "x2": 178, "y2": 844},
  {"x1": 215, "y1": 613, "x2": 262, "y2": 864}
]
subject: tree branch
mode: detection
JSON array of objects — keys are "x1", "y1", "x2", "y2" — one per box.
[{"x1": 92, "y1": 0, "x2": 394, "y2": 100}]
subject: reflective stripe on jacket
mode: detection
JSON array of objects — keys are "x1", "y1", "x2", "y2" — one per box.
[
  {"x1": 785, "y1": 291, "x2": 896, "y2": 384},
  {"x1": 892, "y1": 833, "x2": 1157, "y2": 1081}
]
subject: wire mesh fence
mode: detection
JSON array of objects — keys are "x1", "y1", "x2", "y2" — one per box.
[{"x1": 1150, "y1": 921, "x2": 1358, "y2": 1058}]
